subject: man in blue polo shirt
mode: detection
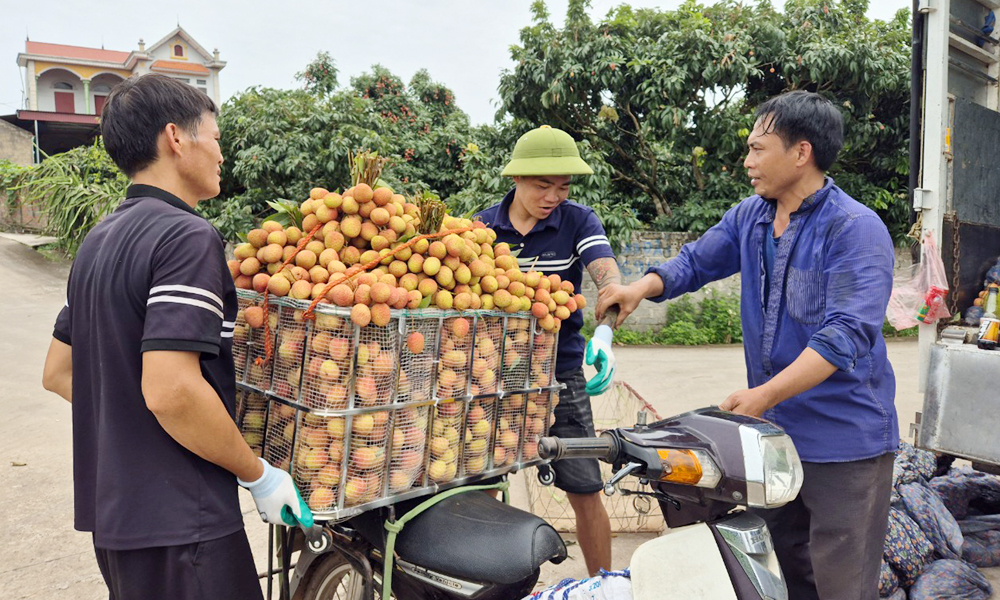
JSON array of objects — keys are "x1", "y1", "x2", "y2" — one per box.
[
  {"x1": 41, "y1": 74, "x2": 311, "y2": 600},
  {"x1": 597, "y1": 92, "x2": 897, "y2": 600},
  {"x1": 476, "y1": 125, "x2": 622, "y2": 576}
]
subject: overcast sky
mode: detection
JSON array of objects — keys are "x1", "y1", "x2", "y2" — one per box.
[{"x1": 1, "y1": 0, "x2": 912, "y2": 125}]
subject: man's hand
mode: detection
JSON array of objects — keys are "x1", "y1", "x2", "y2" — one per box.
[
  {"x1": 720, "y1": 387, "x2": 775, "y2": 418},
  {"x1": 596, "y1": 274, "x2": 663, "y2": 329},
  {"x1": 585, "y1": 324, "x2": 616, "y2": 395},
  {"x1": 239, "y1": 458, "x2": 315, "y2": 529}
]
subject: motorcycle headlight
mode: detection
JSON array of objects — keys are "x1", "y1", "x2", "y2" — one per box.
[{"x1": 740, "y1": 425, "x2": 804, "y2": 509}]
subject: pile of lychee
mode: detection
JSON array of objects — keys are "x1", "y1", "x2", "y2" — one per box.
[{"x1": 227, "y1": 183, "x2": 587, "y2": 333}]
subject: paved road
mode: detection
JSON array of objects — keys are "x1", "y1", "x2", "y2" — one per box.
[{"x1": 1, "y1": 236, "x2": 995, "y2": 598}]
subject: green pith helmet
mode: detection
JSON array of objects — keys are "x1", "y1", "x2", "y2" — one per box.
[{"x1": 501, "y1": 125, "x2": 593, "y2": 176}]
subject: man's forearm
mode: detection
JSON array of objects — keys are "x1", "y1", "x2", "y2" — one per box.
[
  {"x1": 143, "y1": 352, "x2": 263, "y2": 482},
  {"x1": 42, "y1": 338, "x2": 73, "y2": 403},
  {"x1": 629, "y1": 272, "x2": 665, "y2": 301},
  {"x1": 150, "y1": 379, "x2": 263, "y2": 482},
  {"x1": 587, "y1": 257, "x2": 622, "y2": 290},
  {"x1": 760, "y1": 347, "x2": 838, "y2": 406},
  {"x1": 50, "y1": 374, "x2": 72, "y2": 403},
  {"x1": 587, "y1": 258, "x2": 623, "y2": 327}
]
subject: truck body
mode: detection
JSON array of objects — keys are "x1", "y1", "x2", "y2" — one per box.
[{"x1": 913, "y1": 0, "x2": 1000, "y2": 471}]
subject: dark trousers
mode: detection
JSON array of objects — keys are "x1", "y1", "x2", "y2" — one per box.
[
  {"x1": 751, "y1": 453, "x2": 894, "y2": 600},
  {"x1": 94, "y1": 529, "x2": 263, "y2": 600}
]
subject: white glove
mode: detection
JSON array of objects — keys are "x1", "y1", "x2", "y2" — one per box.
[
  {"x1": 238, "y1": 457, "x2": 314, "y2": 528},
  {"x1": 585, "y1": 324, "x2": 616, "y2": 395}
]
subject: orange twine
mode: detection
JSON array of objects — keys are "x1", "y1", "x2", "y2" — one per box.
[
  {"x1": 256, "y1": 222, "x2": 323, "y2": 367},
  {"x1": 303, "y1": 225, "x2": 475, "y2": 320}
]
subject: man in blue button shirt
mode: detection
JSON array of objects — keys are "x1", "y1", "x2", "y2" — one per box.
[
  {"x1": 597, "y1": 92, "x2": 897, "y2": 600},
  {"x1": 476, "y1": 126, "x2": 623, "y2": 576}
]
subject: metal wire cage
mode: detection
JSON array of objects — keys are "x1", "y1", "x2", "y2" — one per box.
[{"x1": 233, "y1": 290, "x2": 563, "y2": 523}]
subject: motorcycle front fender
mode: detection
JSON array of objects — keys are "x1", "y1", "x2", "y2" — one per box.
[{"x1": 629, "y1": 523, "x2": 738, "y2": 600}]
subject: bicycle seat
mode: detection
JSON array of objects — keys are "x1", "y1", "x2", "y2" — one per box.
[{"x1": 393, "y1": 490, "x2": 567, "y2": 584}]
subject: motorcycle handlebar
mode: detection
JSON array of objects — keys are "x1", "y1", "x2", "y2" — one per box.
[{"x1": 537, "y1": 435, "x2": 617, "y2": 463}]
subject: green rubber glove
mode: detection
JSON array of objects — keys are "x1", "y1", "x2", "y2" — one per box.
[{"x1": 585, "y1": 324, "x2": 616, "y2": 395}]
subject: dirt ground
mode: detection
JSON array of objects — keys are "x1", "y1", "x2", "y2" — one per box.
[{"x1": 0, "y1": 235, "x2": 995, "y2": 598}]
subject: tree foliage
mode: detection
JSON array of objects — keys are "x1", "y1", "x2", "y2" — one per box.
[
  {"x1": 295, "y1": 51, "x2": 339, "y2": 96},
  {"x1": 497, "y1": 0, "x2": 912, "y2": 239},
  {"x1": 206, "y1": 60, "x2": 475, "y2": 241},
  {"x1": 3, "y1": 140, "x2": 127, "y2": 256}
]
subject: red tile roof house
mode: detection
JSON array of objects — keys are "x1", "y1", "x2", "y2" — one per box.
[{"x1": 2, "y1": 26, "x2": 226, "y2": 160}]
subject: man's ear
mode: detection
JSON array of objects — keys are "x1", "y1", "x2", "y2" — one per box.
[
  {"x1": 795, "y1": 140, "x2": 814, "y2": 169},
  {"x1": 163, "y1": 122, "x2": 184, "y2": 158}
]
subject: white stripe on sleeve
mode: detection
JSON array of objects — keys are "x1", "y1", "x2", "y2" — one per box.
[
  {"x1": 577, "y1": 238, "x2": 613, "y2": 255},
  {"x1": 222, "y1": 320, "x2": 236, "y2": 329},
  {"x1": 150, "y1": 285, "x2": 224, "y2": 309},
  {"x1": 147, "y1": 296, "x2": 224, "y2": 319},
  {"x1": 576, "y1": 234, "x2": 608, "y2": 253},
  {"x1": 221, "y1": 331, "x2": 234, "y2": 338}
]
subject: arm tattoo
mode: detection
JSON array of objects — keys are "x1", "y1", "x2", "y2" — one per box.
[{"x1": 587, "y1": 257, "x2": 622, "y2": 291}]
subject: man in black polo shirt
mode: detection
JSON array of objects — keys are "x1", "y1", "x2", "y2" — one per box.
[
  {"x1": 475, "y1": 126, "x2": 622, "y2": 576},
  {"x1": 41, "y1": 73, "x2": 311, "y2": 600}
]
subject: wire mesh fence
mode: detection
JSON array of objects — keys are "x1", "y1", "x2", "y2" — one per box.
[{"x1": 523, "y1": 380, "x2": 666, "y2": 533}]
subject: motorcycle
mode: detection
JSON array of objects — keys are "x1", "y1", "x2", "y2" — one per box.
[{"x1": 285, "y1": 406, "x2": 803, "y2": 600}]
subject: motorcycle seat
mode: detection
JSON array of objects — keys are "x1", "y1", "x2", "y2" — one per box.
[{"x1": 393, "y1": 490, "x2": 567, "y2": 585}]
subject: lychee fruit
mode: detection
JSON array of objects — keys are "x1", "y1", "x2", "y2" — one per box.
[
  {"x1": 407, "y1": 332, "x2": 425, "y2": 354},
  {"x1": 268, "y1": 276, "x2": 291, "y2": 296},
  {"x1": 451, "y1": 317, "x2": 470, "y2": 338},
  {"x1": 370, "y1": 282, "x2": 392, "y2": 304},
  {"x1": 353, "y1": 183, "x2": 374, "y2": 203},
  {"x1": 290, "y1": 279, "x2": 313, "y2": 299},
  {"x1": 371, "y1": 303, "x2": 392, "y2": 327},
  {"x1": 244, "y1": 306, "x2": 265, "y2": 328},
  {"x1": 247, "y1": 229, "x2": 269, "y2": 248},
  {"x1": 252, "y1": 273, "x2": 271, "y2": 293},
  {"x1": 351, "y1": 304, "x2": 372, "y2": 328}
]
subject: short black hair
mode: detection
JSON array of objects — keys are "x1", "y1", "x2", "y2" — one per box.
[
  {"x1": 754, "y1": 91, "x2": 843, "y2": 172},
  {"x1": 101, "y1": 74, "x2": 218, "y2": 177}
]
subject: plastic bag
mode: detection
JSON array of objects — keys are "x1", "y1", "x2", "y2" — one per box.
[
  {"x1": 887, "y1": 232, "x2": 950, "y2": 330},
  {"x1": 929, "y1": 466, "x2": 1000, "y2": 520},
  {"x1": 884, "y1": 588, "x2": 906, "y2": 600},
  {"x1": 908, "y1": 559, "x2": 992, "y2": 600},
  {"x1": 526, "y1": 569, "x2": 632, "y2": 600},
  {"x1": 899, "y1": 482, "x2": 964, "y2": 561},
  {"x1": 960, "y1": 515, "x2": 1000, "y2": 567},
  {"x1": 884, "y1": 507, "x2": 935, "y2": 587},
  {"x1": 879, "y1": 558, "x2": 901, "y2": 597}
]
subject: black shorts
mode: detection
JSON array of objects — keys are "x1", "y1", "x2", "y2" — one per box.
[
  {"x1": 94, "y1": 529, "x2": 262, "y2": 600},
  {"x1": 548, "y1": 368, "x2": 604, "y2": 495}
]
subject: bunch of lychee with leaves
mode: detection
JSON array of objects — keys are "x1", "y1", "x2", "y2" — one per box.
[{"x1": 228, "y1": 181, "x2": 587, "y2": 333}]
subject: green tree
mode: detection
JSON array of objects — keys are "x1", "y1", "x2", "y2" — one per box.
[
  {"x1": 207, "y1": 58, "x2": 476, "y2": 240},
  {"x1": 3, "y1": 139, "x2": 127, "y2": 256},
  {"x1": 497, "y1": 0, "x2": 912, "y2": 239},
  {"x1": 295, "y1": 51, "x2": 339, "y2": 96}
]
